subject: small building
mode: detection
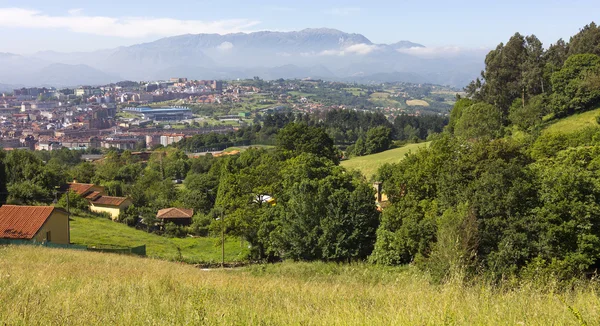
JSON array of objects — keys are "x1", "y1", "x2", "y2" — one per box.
[
  {"x1": 90, "y1": 196, "x2": 133, "y2": 220},
  {"x1": 63, "y1": 182, "x2": 106, "y2": 198},
  {"x1": 0, "y1": 205, "x2": 70, "y2": 245},
  {"x1": 156, "y1": 208, "x2": 194, "y2": 226}
]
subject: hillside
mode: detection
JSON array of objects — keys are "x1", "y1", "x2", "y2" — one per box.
[
  {"x1": 0, "y1": 245, "x2": 597, "y2": 325},
  {"x1": 543, "y1": 107, "x2": 600, "y2": 135},
  {"x1": 341, "y1": 142, "x2": 430, "y2": 179},
  {"x1": 70, "y1": 216, "x2": 247, "y2": 263}
]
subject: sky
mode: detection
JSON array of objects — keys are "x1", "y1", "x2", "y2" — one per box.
[{"x1": 0, "y1": 0, "x2": 599, "y2": 54}]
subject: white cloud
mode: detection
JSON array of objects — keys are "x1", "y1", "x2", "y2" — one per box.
[
  {"x1": 397, "y1": 46, "x2": 489, "y2": 58},
  {"x1": 318, "y1": 43, "x2": 380, "y2": 56},
  {"x1": 0, "y1": 8, "x2": 260, "y2": 38},
  {"x1": 326, "y1": 7, "x2": 361, "y2": 16},
  {"x1": 217, "y1": 41, "x2": 234, "y2": 51},
  {"x1": 345, "y1": 43, "x2": 379, "y2": 55}
]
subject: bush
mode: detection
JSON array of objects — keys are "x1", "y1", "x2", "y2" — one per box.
[
  {"x1": 164, "y1": 222, "x2": 186, "y2": 238},
  {"x1": 189, "y1": 214, "x2": 213, "y2": 236},
  {"x1": 57, "y1": 191, "x2": 89, "y2": 211}
]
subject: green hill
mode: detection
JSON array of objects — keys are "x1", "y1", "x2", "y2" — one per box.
[
  {"x1": 341, "y1": 142, "x2": 430, "y2": 179},
  {"x1": 543, "y1": 107, "x2": 600, "y2": 135},
  {"x1": 0, "y1": 245, "x2": 597, "y2": 325},
  {"x1": 70, "y1": 216, "x2": 247, "y2": 263}
]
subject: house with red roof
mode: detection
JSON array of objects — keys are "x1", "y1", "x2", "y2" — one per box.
[
  {"x1": 156, "y1": 208, "x2": 194, "y2": 226},
  {"x1": 62, "y1": 181, "x2": 132, "y2": 221},
  {"x1": 0, "y1": 205, "x2": 70, "y2": 245},
  {"x1": 90, "y1": 196, "x2": 132, "y2": 220}
]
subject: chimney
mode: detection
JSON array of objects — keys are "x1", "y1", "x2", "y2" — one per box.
[{"x1": 373, "y1": 182, "x2": 383, "y2": 203}]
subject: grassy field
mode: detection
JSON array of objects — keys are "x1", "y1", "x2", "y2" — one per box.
[
  {"x1": 341, "y1": 142, "x2": 430, "y2": 179},
  {"x1": 0, "y1": 245, "x2": 598, "y2": 325},
  {"x1": 406, "y1": 99, "x2": 430, "y2": 107},
  {"x1": 70, "y1": 216, "x2": 248, "y2": 263},
  {"x1": 543, "y1": 107, "x2": 600, "y2": 135}
]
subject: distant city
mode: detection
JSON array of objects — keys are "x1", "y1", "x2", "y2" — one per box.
[{"x1": 0, "y1": 77, "x2": 457, "y2": 152}]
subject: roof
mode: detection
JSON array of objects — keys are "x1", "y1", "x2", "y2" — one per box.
[
  {"x1": 85, "y1": 191, "x2": 101, "y2": 200},
  {"x1": 0, "y1": 205, "x2": 63, "y2": 240},
  {"x1": 65, "y1": 183, "x2": 94, "y2": 196},
  {"x1": 91, "y1": 196, "x2": 129, "y2": 206},
  {"x1": 156, "y1": 208, "x2": 194, "y2": 219}
]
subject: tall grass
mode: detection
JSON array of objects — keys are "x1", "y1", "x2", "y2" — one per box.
[{"x1": 0, "y1": 246, "x2": 598, "y2": 325}]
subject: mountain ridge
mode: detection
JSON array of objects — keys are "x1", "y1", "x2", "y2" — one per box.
[{"x1": 3, "y1": 28, "x2": 482, "y2": 87}]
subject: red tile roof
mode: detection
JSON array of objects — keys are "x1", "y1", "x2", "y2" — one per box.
[
  {"x1": 66, "y1": 183, "x2": 95, "y2": 196},
  {"x1": 85, "y1": 191, "x2": 101, "y2": 200},
  {"x1": 156, "y1": 208, "x2": 194, "y2": 219},
  {"x1": 0, "y1": 205, "x2": 59, "y2": 240},
  {"x1": 91, "y1": 196, "x2": 129, "y2": 206}
]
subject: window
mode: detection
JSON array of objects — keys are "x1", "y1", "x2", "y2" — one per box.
[{"x1": 46, "y1": 231, "x2": 51, "y2": 242}]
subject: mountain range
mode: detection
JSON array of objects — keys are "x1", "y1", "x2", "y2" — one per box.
[{"x1": 0, "y1": 28, "x2": 486, "y2": 88}]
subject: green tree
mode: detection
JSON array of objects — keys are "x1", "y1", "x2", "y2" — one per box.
[
  {"x1": 276, "y1": 123, "x2": 339, "y2": 163},
  {"x1": 550, "y1": 53, "x2": 600, "y2": 116},
  {"x1": 454, "y1": 103, "x2": 504, "y2": 139},
  {"x1": 364, "y1": 126, "x2": 392, "y2": 155}
]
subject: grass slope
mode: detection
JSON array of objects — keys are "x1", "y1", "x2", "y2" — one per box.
[
  {"x1": 341, "y1": 142, "x2": 429, "y2": 179},
  {"x1": 70, "y1": 216, "x2": 248, "y2": 263},
  {"x1": 543, "y1": 107, "x2": 600, "y2": 135},
  {"x1": 1, "y1": 246, "x2": 598, "y2": 325}
]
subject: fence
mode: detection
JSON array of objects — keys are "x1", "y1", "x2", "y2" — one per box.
[
  {"x1": 0, "y1": 239, "x2": 87, "y2": 250},
  {"x1": 0, "y1": 239, "x2": 146, "y2": 257},
  {"x1": 87, "y1": 245, "x2": 146, "y2": 257}
]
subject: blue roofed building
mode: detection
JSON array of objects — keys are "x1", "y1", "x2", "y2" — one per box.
[{"x1": 122, "y1": 106, "x2": 193, "y2": 122}]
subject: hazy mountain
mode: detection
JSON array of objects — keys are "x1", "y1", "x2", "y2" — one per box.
[
  {"x1": 19, "y1": 28, "x2": 484, "y2": 87},
  {"x1": 28, "y1": 63, "x2": 122, "y2": 88}
]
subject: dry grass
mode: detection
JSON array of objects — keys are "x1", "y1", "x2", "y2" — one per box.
[
  {"x1": 406, "y1": 99, "x2": 430, "y2": 107},
  {"x1": 1, "y1": 245, "x2": 599, "y2": 325}
]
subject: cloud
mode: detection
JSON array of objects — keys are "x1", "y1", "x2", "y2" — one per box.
[
  {"x1": 397, "y1": 46, "x2": 489, "y2": 58},
  {"x1": 217, "y1": 41, "x2": 234, "y2": 51},
  {"x1": 326, "y1": 7, "x2": 361, "y2": 16},
  {"x1": 318, "y1": 43, "x2": 380, "y2": 56},
  {"x1": 0, "y1": 8, "x2": 260, "y2": 38}
]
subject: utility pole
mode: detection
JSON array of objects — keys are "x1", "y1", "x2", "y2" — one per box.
[
  {"x1": 66, "y1": 191, "x2": 70, "y2": 214},
  {"x1": 221, "y1": 209, "x2": 225, "y2": 268}
]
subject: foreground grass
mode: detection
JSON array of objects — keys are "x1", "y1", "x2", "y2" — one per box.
[
  {"x1": 543, "y1": 107, "x2": 600, "y2": 135},
  {"x1": 0, "y1": 246, "x2": 599, "y2": 325},
  {"x1": 70, "y1": 216, "x2": 248, "y2": 263},
  {"x1": 341, "y1": 142, "x2": 429, "y2": 179}
]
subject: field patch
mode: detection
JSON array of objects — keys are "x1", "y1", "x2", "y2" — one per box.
[
  {"x1": 406, "y1": 99, "x2": 430, "y2": 106},
  {"x1": 70, "y1": 216, "x2": 247, "y2": 263},
  {"x1": 341, "y1": 142, "x2": 429, "y2": 179},
  {"x1": 543, "y1": 107, "x2": 600, "y2": 135}
]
